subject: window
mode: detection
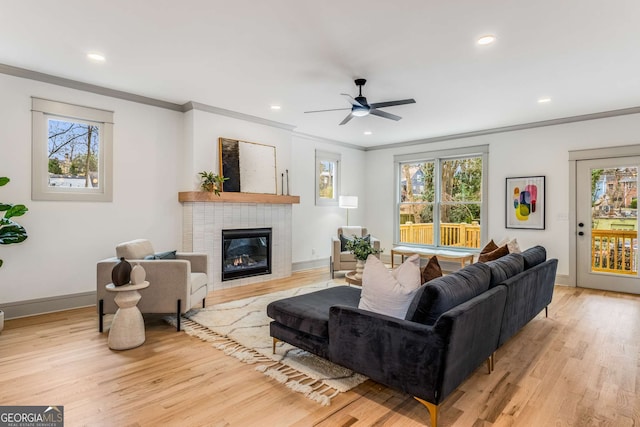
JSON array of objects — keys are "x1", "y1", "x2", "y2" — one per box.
[
  {"x1": 32, "y1": 97, "x2": 113, "y2": 201},
  {"x1": 315, "y1": 150, "x2": 340, "y2": 206},
  {"x1": 396, "y1": 146, "x2": 488, "y2": 249}
]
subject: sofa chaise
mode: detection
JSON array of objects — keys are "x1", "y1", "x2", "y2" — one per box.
[{"x1": 266, "y1": 246, "x2": 557, "y2": 426}]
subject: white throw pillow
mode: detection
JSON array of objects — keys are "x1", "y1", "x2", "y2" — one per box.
[
  {"x1": 358, "y1": 254, "x2": 422, "y2": 318},
  {"x1": 498, "y1": 237, "x2": 521, "y2": 254}
]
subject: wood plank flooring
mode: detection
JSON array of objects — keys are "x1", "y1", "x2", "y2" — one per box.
[{"x1": 1, "y1": 269, "x2": 639, "y2": 426}]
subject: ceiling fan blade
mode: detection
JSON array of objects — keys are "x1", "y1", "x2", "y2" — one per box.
[
  {"x1": 370, "y1": 109, "x2": 402, "y2": 121},
  {"x1": 339, "y1": 113, "x2": 354, "y2": 125},
  {"x1": 304, "y1": 107, "x2": 351, "y2": 113},
  {"x1": 369, "y1": 98, "x2": 416, "y2": 109},
  {"x1": 341, "y1": 93, "x2": 364, "y2": 107}
]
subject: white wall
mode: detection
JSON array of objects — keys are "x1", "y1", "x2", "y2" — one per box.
[
  {"x1": 363, "y1": 113, "x2": 640, "y2": 280},
  {"x1": 290, "y1": 134, "x2": 366, "y2": 265},
  {"x1": 0, "y1": 74, "x2": 184, "y2": 306}
]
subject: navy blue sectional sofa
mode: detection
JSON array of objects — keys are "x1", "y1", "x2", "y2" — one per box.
[{"x1": 266, "y1": 246, "x2": 558, "y2": 427}]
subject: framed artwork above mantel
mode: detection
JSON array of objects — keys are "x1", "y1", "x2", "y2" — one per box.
[{"x1": 219, "y1": 137, "x2": 277, "y2": 194}]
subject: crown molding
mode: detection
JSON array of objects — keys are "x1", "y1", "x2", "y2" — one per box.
[
  {"x1": 366, "y1": 106, "x2": 640, "y2": 151},
  {"x1": 183, "y1": 101, "x2": 296, "y2": 131},
  {"x1": 292, "y1": 131, "x2": 365, "y2": 151}
]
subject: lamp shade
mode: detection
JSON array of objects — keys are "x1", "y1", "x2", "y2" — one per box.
[{"x1": 339, "y1": 195, "x2": 358, "y2": 209}]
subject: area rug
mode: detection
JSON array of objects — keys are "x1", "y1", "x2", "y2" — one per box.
[{"x1": 165, "y1": 280, "x2": 367, "y2": 406}]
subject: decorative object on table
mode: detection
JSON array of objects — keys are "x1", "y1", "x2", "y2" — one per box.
[
  {"x1": 0, "y1": 309, "x2": 4, "y2": 333},
  {"x1": 198, "y1": 171, "x2": 227, "y2": 196},
  {"x1": 286, "y1": 169, "x2": 289, "y2": 195},
  {"x1": 130, "y1": 262, "x2": 146, "y2": 285},
  {"x1": 345, "y1": 234, "x2": 382, "y2": 280},
  {"x1": 281, "y1": 172, "x2": 284, "y2": 195},
  {"x1": 338, "y1": 195, "x2": 358, "y2": 226},
  {"x1": 506, "y1": 176, "x2": 545, "y2": 229},
  {"x1": 111, "y1": 257, "x2": 132, "y2": 286},
  {"x1": 219, "y1": 137, "x2": 277, "y2": 194},
  {"x1": 0, "y1": 176, "x2": 29, "y2": 268}
]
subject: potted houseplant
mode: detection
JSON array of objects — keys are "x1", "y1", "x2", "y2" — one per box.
[
  {"x1": 1, "y1": 176, "x2": 29, "y2": 333},
  {"x1": 198, "y1": 171, "x2": 228, "y2": 196},
  {"x1": 345, "y1": 235, "x2": 382, "y2": 279}
]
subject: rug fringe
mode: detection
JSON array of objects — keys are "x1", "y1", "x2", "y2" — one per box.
[{"x1": 165, "y1": 315, "x2": 340, "y2": 406}]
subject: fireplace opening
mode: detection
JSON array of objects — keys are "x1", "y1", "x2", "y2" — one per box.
[{"x1": 222, "y1": 228, "x2": 272, "y2": 281}]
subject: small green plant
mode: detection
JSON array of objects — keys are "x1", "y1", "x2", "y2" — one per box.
[
  {"x1": 0, "y1": 177, "x2": 29, "y2": 268},
  {"x1": 345, "y1": 235, "x2": 382, "y2": 261},
  {"x1": 198, "y1": 171, "x2": 228, "y2": 196}
]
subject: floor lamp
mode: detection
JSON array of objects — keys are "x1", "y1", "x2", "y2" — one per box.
[{"x1": 339, "y1": 196, "x2": 358, "y2": 226}]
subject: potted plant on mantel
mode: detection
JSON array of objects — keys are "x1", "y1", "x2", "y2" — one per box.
[
  {"x1": 198, "y1": 171, "x2": 228, "y2": 196},
  {"x1": 1, "y1": 176, "x2": 29, "y2": 333},
  {"x1": 345, "y1": 235, "x2": 382, "y2": 280}
]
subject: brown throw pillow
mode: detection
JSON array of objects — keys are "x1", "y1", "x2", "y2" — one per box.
[
  {"x1": 480, "y1": 239, "x2": 499, "y2": 255},
  {"x1": 421, "y1": 256, "x2": 443, "y2": 284},
  {"x1": 478, "y1": 244, "x2": 509, "y2": 262}
]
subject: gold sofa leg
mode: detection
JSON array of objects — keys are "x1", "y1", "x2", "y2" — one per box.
[
  {"x1": 414, "y1": 397, "x2": 438, "y2": 427},
  {"x1": 272, "y1": 338, "x2": 279, "y2": 354}
]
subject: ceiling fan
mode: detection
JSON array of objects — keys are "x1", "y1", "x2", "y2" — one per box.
[{"x1": 304, "y1": 78, "x2": 416, "y2": 125}]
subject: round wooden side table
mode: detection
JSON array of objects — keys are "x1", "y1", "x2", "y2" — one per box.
[
  {"x1": 345, "y1": 271, "x2": 362, "y2": 286},
  {"x1": 105, "y1": 281, "x2": 149, "y2": 350}
]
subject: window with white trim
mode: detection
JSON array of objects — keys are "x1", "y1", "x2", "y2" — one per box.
[
  {"x1": 32, "y1": 97, "x2": 113, "y2": 201},
  {"x1": 315, "y1": 150, "x2": 340, "y2": 206},
  {"x1": 396, "y1": 146, "x2": 488, "y2": 249}
]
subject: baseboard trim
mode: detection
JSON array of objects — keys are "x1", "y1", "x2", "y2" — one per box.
[
  {"x1": 2, "y1": 291, "x2": 96, "y2": 320},
  {"x1": 554, "y1": 274, "x2": 571, "y2": 286},
  {"x1": 292, "y1": 258, "x2": 330, "y2": 272}
]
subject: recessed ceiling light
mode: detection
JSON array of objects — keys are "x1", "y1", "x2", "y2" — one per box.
[
  {"x1": 477, "y1": 35, "x2": 496, "y2": 45},
  {"x1": 363, "y1": 131, "x2": 372, "y2": 135},
  {"x1": 538, "y1": 97, "x2": 552, "y2": 104},
  {"x1": 87, "y1": 52, "x2": 106, "y2": 62},
  {"x1": 270, "y1": 105, "x2": 281, "y2": 110}
]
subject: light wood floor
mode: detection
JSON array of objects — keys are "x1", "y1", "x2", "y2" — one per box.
[{"x1": 1, "y1": 269, "x2": 639, "y2": 426}]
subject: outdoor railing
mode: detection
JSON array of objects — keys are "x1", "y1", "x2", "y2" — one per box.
[
  {"x1": 591, "y1": 229, "x2": 638, "y2": 274},
  {"x1": 399, "y1": 222, "x2": 481, "y2": 248}
]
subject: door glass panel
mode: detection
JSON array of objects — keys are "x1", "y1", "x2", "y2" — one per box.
[{"x1": 591, "y1": 167, "x2": 638, "y2": 275}]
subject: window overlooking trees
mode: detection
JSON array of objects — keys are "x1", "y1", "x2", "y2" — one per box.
[
  {"x1": 315, "y1": 150, "x2": 340, "y2": 206},
  {"x1": 47, "y1": 119, "x2": 100, "y2": 188},
  {"x1": 32, "y1": 98, "x2": 113, "y2": 201},
  {"x1": 397, "y1": 147, "x2": 487, "y2": 249}
]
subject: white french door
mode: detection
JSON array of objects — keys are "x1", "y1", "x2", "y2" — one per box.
[{"x1": 576, "y1": 157, "x2": 640, "y2": 293}]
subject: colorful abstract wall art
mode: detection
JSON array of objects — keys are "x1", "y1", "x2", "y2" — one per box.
[{"x1": 506, "y1": 176, "x2": 545, "y2": 229}]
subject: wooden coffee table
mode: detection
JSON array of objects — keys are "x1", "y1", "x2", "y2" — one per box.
[{"x1": 345, "y1": 271, "x2": 362, "y2": 286}]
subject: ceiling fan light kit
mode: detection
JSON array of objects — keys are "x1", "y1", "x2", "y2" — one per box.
[{"x1": 305, "y1": 78, "x2": 416, "y2": 125}]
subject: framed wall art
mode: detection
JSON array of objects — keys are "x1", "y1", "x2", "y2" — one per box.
[
  {"x1": 506, "y1": 176, "x2": 545, "y2": 229},
  {"x1": 219, "y1": 137, "x2": 277, "y2": 194}
]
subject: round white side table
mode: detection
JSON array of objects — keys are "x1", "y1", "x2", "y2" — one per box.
[{"x1": 105, "y1": 281, "x2": 149, "y2": 350}]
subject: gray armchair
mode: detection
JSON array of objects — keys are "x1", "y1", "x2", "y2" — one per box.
[
  {"x1": 97, "y1": 239, "x2": 208, "y2": 332},
  {"x1": 331, "y1": 226, "x2": 380, "y2": 278}
]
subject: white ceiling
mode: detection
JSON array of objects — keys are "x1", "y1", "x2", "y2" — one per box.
[{"x1": 2, "y1": 0, "x2": 640, "y2": 148}]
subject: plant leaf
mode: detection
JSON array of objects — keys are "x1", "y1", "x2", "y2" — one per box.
[
  {"x1": 0, "y1": 259, "x2": 3, "y2": 268},
  {"x1": 4, "y1": 204, "x2": 28, "y2": 219},
  {"x1": 0, "y1": 177, "x2": 9, "y2": 187},
  {"x1": 0, "y1": 203, "x2": 10, "y2": 212},
  {"x1": 0, "y1": 224, "x2": 28, "y2": 244}
]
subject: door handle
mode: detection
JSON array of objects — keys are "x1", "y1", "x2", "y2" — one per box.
[{"x1": 578, "y1": 231, "x2": 584, "y2": 236}]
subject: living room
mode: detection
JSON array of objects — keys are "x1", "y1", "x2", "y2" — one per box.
[{"x1": 2, "y1": 2, "x2": 640, "y2": 426}]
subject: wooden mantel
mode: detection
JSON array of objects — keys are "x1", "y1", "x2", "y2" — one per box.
[{"x1": 178, "y1": 191, "x2": 300, "y2": 204}]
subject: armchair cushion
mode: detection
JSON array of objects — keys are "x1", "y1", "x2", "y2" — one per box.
[{"x1": 116, "y1": 239, "x2": 154, "y2": 259}]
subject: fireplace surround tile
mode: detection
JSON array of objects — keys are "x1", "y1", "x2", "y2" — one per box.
[{"x1": 182, "y1": 201, "x2": 293, "y2": 290}]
